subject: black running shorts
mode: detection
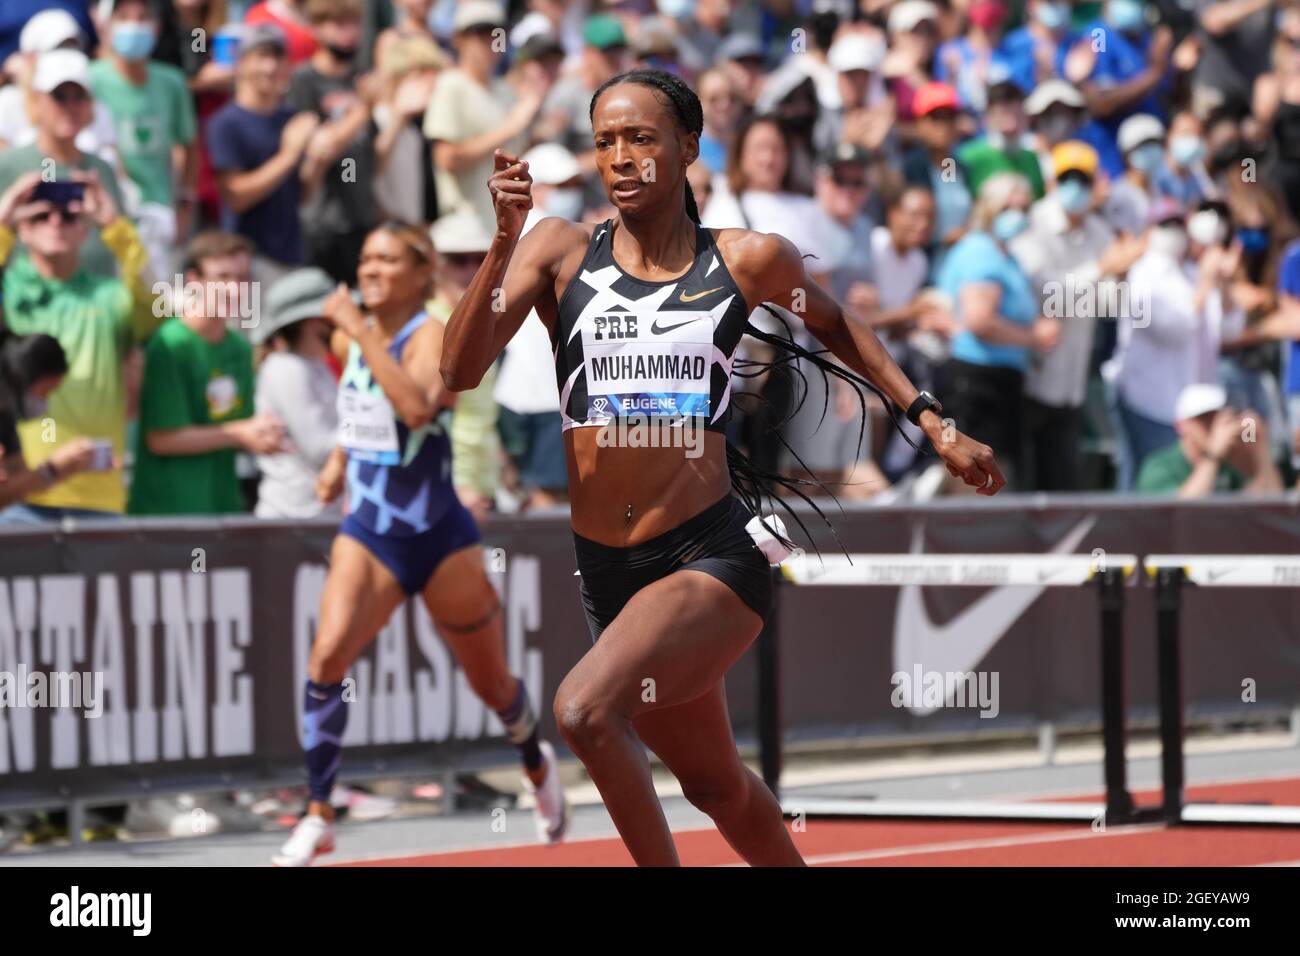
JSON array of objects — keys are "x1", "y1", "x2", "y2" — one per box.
[{"x1": 572, "y1": 494, "x2": 775, "y2": 643}]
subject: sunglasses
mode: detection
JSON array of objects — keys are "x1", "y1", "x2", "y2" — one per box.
[
  {"x1": 50, "y1": 86, "x2": 91, "y2": 105},
  {"x1": 832, "y1": 172, "x2": 869, "y2": 189},
  {"x1": 27, "y1": 206, "x2": 81, "y2": 225}
]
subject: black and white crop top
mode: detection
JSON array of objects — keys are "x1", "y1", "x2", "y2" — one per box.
[{"x1": 553, "y1": 219, "x2": 751, "y2": 433}]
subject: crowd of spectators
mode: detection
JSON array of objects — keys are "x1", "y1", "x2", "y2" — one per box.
[{"x1": 3, "y1": 0, "x2": 1300, "y2": 526}]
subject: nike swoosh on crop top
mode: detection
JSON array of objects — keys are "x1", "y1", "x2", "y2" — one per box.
[{"x1": 553, "y1": 220, "x2": 751, "y2": 432}]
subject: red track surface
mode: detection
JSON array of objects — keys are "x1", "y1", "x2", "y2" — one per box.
[{"x1": 333, "y1": 776, "x2": 1300, "y2": 867}]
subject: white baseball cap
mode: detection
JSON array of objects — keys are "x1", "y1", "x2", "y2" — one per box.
[
  {"x1": 887, "y1": 0, "x2": 939, "y2": 35},
  {"x1": 19, "y1": 9, "x2": 83, "y2": 54},
  {"x1": 828, "y1": 33, "x2": 885, "y2": 73},
  {"x1": 1025, "y1": 79, "x2": 1085, "y2": 117},
  {"x1": 523, "y1": 143, "x2": 581, "y2": 186},
  {"x1": 430, "y1": 209, "x2": 493, "y2": 255},
  {"x1": 31, "y1": 48, "x2": 91, "y2": 94},
  {"x1": 453, "y1": 0, "x2": 505, "y2": 33},
  {"x1": 1117, "y1": 113, "x2": 1166, "y2": 154},
  {"x1": 1175, "y1": 383, "x2": 1228, "y2": 422}
]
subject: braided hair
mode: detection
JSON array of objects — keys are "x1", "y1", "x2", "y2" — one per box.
[{"x1": 588, "y1": 69, "x2": 921, "y2": 556}]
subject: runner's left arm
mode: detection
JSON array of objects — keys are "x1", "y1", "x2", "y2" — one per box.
[{"x1": 732, "y1": 230, "x2": 1005, "y2": 495}]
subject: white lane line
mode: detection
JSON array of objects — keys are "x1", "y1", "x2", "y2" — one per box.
[{"x1": 794, "y1": 823, "x2": 1167, "y2": 866}]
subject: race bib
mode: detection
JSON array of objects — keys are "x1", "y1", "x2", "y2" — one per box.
[
  {"x1": 337, "y1": 387, "x2": 400, "y2": 463},
  {"x1": 581, "y1": 310, "x2": 714, "y2": 420}
]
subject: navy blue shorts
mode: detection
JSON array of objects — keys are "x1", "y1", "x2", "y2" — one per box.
[
  {"x1": 339, "y1": 501, "x2": 482, "y2": 596},
  {"x1": 572, "y1": 494, "x2": 774, "y2": 644}
]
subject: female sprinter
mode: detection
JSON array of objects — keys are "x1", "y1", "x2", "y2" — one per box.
[
  {"x1": 440, "y1": 70, "x2": 1004, "y2": 867},
  {"x1": 273, "y1": 222, "x2": 568, "y2": 866}
]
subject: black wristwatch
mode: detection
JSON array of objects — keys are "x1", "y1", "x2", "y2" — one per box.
[{"x1": 905, "y1": 390, "x2": 943, "y2": 427}]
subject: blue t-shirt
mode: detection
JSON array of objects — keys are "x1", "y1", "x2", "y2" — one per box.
[
  {"x1": 1278, "y1": 240, "x2": 1300, "y2": 395},
  {"x1": 205, "y1": 102, "x2": 303, "y2": 265},
  {"x1": 939, "y1": 230, "x2": 1038, "y2": 371},
  {"x1": 1079, "y1": 21, "x2": 1169, "y2": 148},
  {"x1": 998, "y1": 26, "x2": 1074, "y2": 95}
]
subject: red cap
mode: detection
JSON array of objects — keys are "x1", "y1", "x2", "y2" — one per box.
[{"x1": 913, "y1": 81, "x2": 961, "y2": 117}]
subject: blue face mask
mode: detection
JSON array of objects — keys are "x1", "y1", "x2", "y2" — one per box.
[
  {"x1": 1169, "y1": 135, "x2": 1205, "y2": 168},
  {"x1": 1236, "y1": 228, "x2": 1270, "y2": 254},
  {"x1": 111, "y1": 22, "x2": 157, "y2": 62},
  {"x1": 657, "y1": 0, "x2": 697, "y2": 19},
  {"x1": 1036, "y1": 2, "x2": 1069, "y2": 31},
  {"x1": 992, "y1": 208, "x2": 1029, "y2": 242},
  {"x1": 1106, "y1": 0, "x2": 1146, "y2": 34},
  {"x1": 1128, "y1": 141, "x2": 1165, "y2": 175},
  {"x1": 1057, "y1": 178, "x2": 1092, "y2": 214}
]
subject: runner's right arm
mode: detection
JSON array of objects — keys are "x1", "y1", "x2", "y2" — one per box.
[{"x1": 440, "y1": 150, "x2": 586, "y2": 391}]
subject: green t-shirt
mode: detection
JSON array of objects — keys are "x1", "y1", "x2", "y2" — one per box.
[
  {"x1": 0, "y1": 145, "x2": 127, "y2": 278},
  {"x1": 1136, "y1": 442, "x2": 1246, "y2": 494},
  {"x1": 128, "y1": 318, "x2": 254, "y2": 516},
  {"x1": 4, "y1": 253, "x2": 143, "y2": 512},
  {"x1": 88, "y1": 60, "x2": 195, "y2": 207},
  {"x1": 957, "y1": 139, "x2": 1047, "y2": 200}
]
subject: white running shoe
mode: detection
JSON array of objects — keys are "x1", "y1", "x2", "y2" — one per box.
[
  {"x1": 271, "y1": 814, "x2": 335, "y2": 867},
  {"x1": 523, "y1": 740, "x2": 569, "y2": 845}
]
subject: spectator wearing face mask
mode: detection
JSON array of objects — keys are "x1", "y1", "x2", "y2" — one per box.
[
  {"x1": 936, "y1": 172, "x2": 1060, "y2": 491},
  {"x1": 957, "y1": 72, "x2": 1046, "y2": 199},
  {"x1": 1066, "y1": 0, "x2": 1192, "y2": 161},
  {"x1": 1105, "y1": 198, "x2": 1246, "y2": 489},
  {"x1": 999, "y1": 0, "x2": 1076, "y2": 96},
  {"x1": 1104, "y1": 112, "x2": 1165, "y2": 236},
  {"x1": 1153, "y1": 110, "x2": 1217, "y2": 211},
  {"x1": 1025, "y1": 78, "x2": 1124, "y2": 180},
  {"x1": 0, "y1": 48, "x2": 128, "y2": 278},
  {"x1": 1192, "y1": 0, "x2": 1276, "y2": 119},
  {"x1": 287, "y1": 0, "x2": 380, "y2": 284},
  {"x1": 1009, "y1": 141, "x2": 1145, "y2": 491},
  {"x1": 89, "y1": 0, "x2": 197, "y2": 278},
  {"x1": 1136, "y1": 383, "x2": 1281, "y2": 495}
]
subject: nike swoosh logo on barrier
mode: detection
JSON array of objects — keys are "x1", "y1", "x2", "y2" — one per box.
[
  {"x1": 679, "y1": 286, "x2": 723, "y2": 303},
  {"x1": 892, "y1": 515, "x2": 1097, "y2": 716},
  {"x1": 651, "y1": 316, "x2": 705, "y2": 334}
]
